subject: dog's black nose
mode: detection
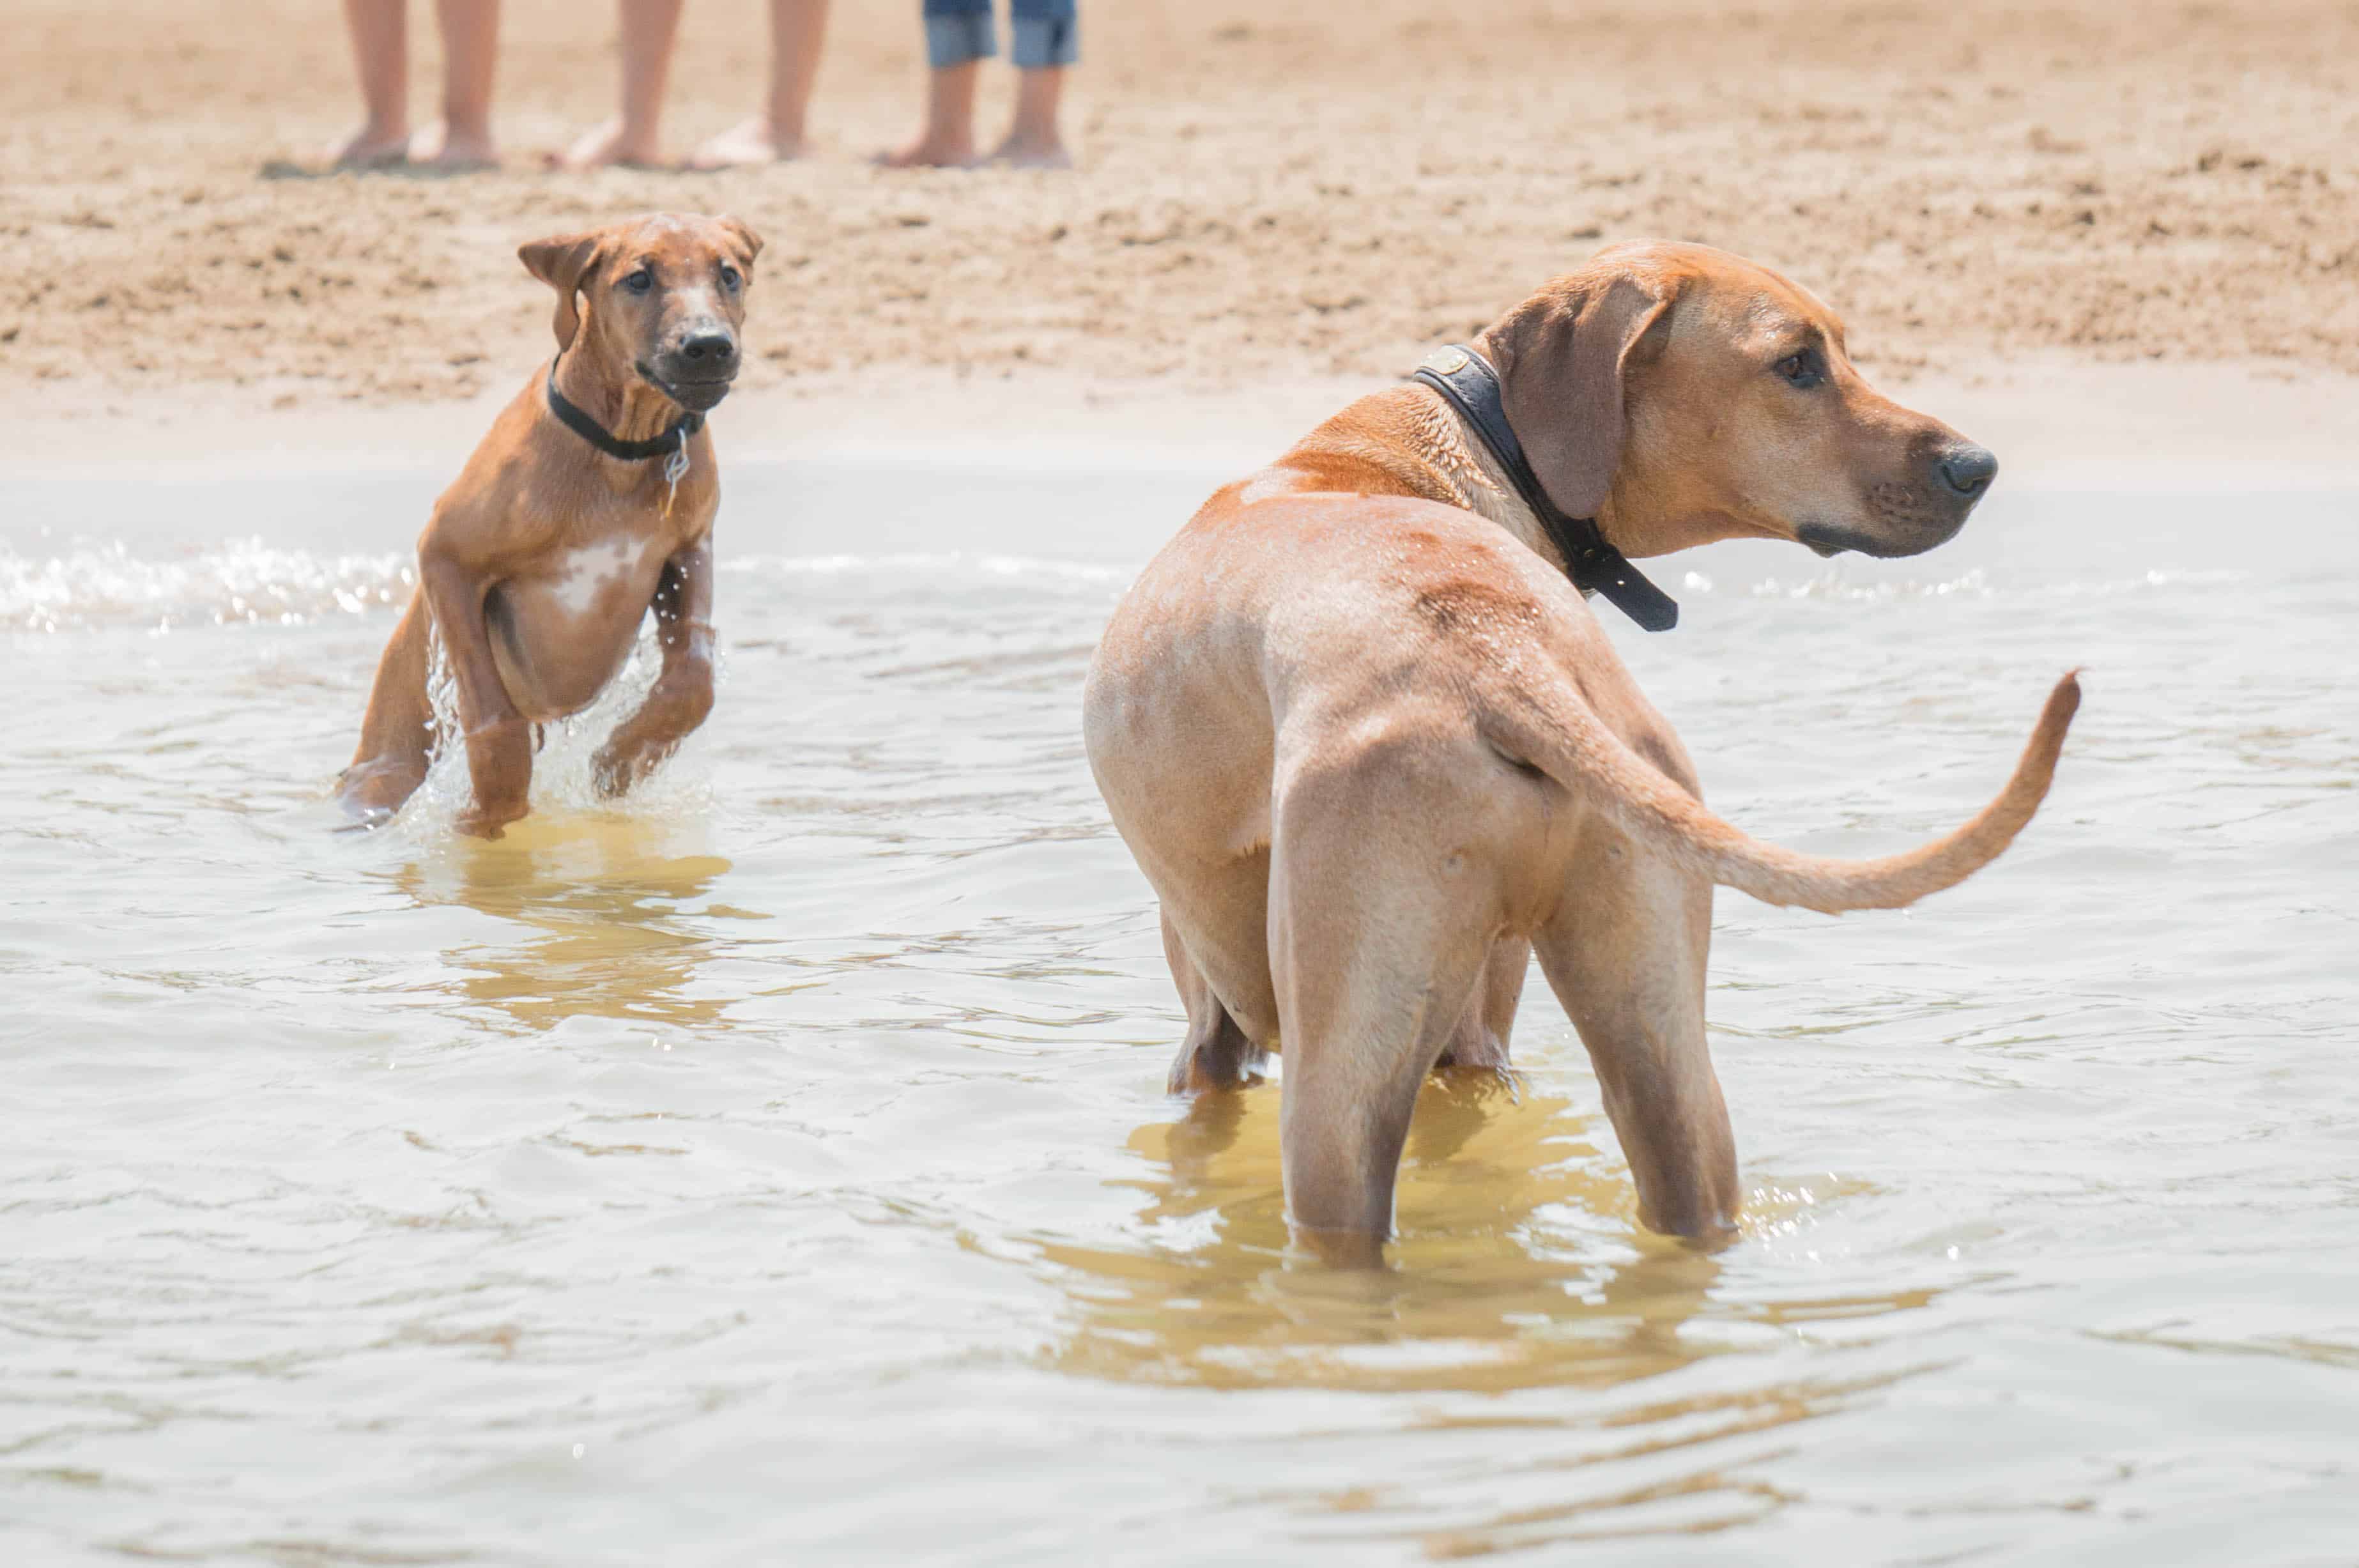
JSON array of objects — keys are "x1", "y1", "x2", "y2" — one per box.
[
  {"x1": 679, "y1": 330, "x2": 737, "y2": 367},
  {"x1": 1937, "y1": 445, "x2": 1999, "y2": 498}
]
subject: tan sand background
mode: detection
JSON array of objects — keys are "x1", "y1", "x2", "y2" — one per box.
[{"x1": 6, "y1": 0, "x2": 2357, "y2": 448}]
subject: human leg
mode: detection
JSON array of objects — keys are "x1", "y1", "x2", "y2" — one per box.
[
  {"x1": 995, "y1": 0, "x2": 1074, "y2": 167},
  {"x1": 689, "y1": 0, "x2": 831, "y2": 167},
  {"x1": 328, "y1": 0, "x2": 410, "y2": 167},
  {"x1": 408, "y1": 0, "x2": 502, "y2": 167},
  {"x1": 879, "y1": 0, "x2": 989, "y2": 167},
  {"x1": 560, "y1": 0, "x2": 685, "y2": 169}
]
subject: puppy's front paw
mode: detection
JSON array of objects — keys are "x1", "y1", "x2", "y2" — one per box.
[
  {"x1": 590, "y1": 742, "x2": 640, "y2": 799},
  {"x1": 456, "y1": 797, "x2": 528, "y2": 840},
  {"x1": 332, "y1": 804, "x2": 394, "y2": 835}
]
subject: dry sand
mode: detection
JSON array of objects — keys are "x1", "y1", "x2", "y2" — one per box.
[{"x1": 6, "y1": 0, "x2": 2357, "y2": 461}]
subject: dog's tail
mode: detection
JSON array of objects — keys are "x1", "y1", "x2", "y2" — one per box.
[{"x1": 1476, "y1": 667, "x2": 2080, "y2": 914}]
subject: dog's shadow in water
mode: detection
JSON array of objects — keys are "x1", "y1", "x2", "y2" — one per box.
[
  {"x1": 1034, "y1": 1070, "x2": 1929, "y2": 1397},
  {"x1": 387, "y1": 811, "x2": 742, "y2": 1034},
  {"x1": 1028, "y1": 1073, "x2": 1717, "y2": 1393}
]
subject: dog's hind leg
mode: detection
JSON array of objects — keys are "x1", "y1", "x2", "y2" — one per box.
[
  {"x1": 335, "y1": 590, "x2": 438, "y2": 827},
  {"x1": 1434, "y1": 935, "x2": 1530, "y2": 1074},
  {"x1": 1161, "y1": 905, "x2": 1269, "y2": 1093},
  {"x1": 1267, "y1": 765, "x2": 1496, "y2": 1265},
  {"x1": 1532, "y1": 825, "x2": 1737, "y2": 1240}
]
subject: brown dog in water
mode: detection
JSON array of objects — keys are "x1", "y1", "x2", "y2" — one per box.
[
  {"x1": 336, "y1": 212, "x2": 762, "y2": 837},
  {"x1": 1083, "y1": 241, "x2": 2079, "y2": 1264}
]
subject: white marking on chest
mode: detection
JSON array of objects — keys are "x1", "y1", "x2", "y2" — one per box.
[{"x1": 549, "y1": 537, "x2": 641, "y2": 616}]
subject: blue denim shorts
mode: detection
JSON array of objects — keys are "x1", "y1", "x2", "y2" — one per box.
[{"x1": 923, "y1": 0, "x2": 1078, "y2": 70}]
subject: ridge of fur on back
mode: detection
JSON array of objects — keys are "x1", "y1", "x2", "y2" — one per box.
[{"x1": 1473, "y1": 662, "x2": 2082, "y2": 914}]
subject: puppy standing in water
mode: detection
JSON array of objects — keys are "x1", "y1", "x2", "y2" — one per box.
[
  {"x1": 1084, "y1": 241, "x2": 2080, "y2": 1264},
  {"x1": 338, "y1": 213, "x2": 762, "y2": 837}
]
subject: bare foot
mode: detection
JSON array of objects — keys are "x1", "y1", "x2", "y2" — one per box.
[
  {"x1": 988, "y1": 133, "x2": 1072, "y2": 170},
  {"x1": 324, "y1": 121, "x2": 410, "y2": 170},
  {"x1": 875, "y1": 132, "x2": 979, "y2": 170},
  {"x1": 554, "y1": 118, "x2": 663, "y2": 171},
  {"x1": 687, "y1": 117, "x2": 805, "y2": 170},
  {"x1": 406, "y1": 120, "x2": 500, "y2": 171}
]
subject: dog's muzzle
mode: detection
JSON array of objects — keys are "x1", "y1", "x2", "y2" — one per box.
[{"x1": 639, "y1": 360, "x2": 735, "y2": 413}]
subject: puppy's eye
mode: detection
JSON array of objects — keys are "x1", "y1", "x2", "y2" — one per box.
[
  {"x1": 1776, "y1": 351, "x2": 1824, "y2": 389},
  {"x1": 622, "y1": 268, "x2": 655, "y2": 295},
  {"x1": 719, "y1": 265, "x2": 742, "y2": 292}
]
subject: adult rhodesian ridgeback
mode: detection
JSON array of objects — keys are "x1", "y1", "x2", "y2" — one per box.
[
  {"x1": 1083, "y1": 240, "x2": 2079, "y2": 1264},
  {"x1": 335, "y1": 212, "x2": 762, "y2": 837}
]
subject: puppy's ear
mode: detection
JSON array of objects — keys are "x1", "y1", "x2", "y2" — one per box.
[
  {"x1": 1486, "y1": 272, "x2": 1673, "y2": 520},
  {"x1": 714, "y1": 214, "x2": 765, "y2": 266},
  {"x1": 518, "y1": 229, "x2": 609, "y2": 351}
]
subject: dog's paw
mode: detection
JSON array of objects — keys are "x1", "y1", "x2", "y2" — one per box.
[
  {"x1": 455, "y1": 799, "x2": 527, "y2": 840},
  {"x1": 331, "y1": 804, "x2": 394, "y2": 835},
  {"x1": 589, "y1": 746, "x2": 636, "y2": 799}
]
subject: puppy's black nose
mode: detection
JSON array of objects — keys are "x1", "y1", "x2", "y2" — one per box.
[
  {"x1": 679, "y1": 330, "x2": 737, "y2": 367},
  {"x1": 1937, "y1": 445, "x2": 1999, "y2": 497}
]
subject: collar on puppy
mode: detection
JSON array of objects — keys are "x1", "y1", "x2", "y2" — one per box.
[
  {"x1": 1410, "y1": 345, "x2": 1679, "y2": 632},
  {"x1": 544, "y1": 357, "x2": 704, "y2": 461}
]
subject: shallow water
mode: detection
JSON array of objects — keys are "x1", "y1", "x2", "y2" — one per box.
[{"x1": 4, "y1": 456, "x2": 2356, "y2": 1565}]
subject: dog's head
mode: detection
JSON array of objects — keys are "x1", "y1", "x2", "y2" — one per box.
[
  {"x1": 519, "y1": 213, "x2": 765, "y2": 415},
  {"x1": 1477, "y1": 242, "x2": 1996, "y2": 560}
]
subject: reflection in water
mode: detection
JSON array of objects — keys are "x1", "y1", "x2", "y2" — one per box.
[
  {"x1": 388, "y1": 811, "x2": 744, "y2": 1033},
  {"x1": 1040, "y1": 1075, "x2": 1934, "y2": 1399}
]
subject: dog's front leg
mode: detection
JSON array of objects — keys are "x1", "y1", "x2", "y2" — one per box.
[
  {"x1": 592, "y1": 541, "x2": 716, "y2": 799},
  {"x1": 419, "y1": 546, "x2": 532, "y2": 840}
]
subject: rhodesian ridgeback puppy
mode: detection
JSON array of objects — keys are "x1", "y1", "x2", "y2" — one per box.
[
  {"x1": 1083, "y1": 241, "x2": 2079, "y2": 1264},
  {"x1": 336, "y1": 212, "x2": 762, "y2": 837}
]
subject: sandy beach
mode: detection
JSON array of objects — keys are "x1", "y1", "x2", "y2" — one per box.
[{"x1": 9, "y1": 0, "x2": 2358, "y2": 455}]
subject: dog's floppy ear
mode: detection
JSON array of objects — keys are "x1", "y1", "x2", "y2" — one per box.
[
  {"x1": 1486, "y1": 272, "x2": 1673, "y2": 520},
  {"x1": 518, "y1": 229, "x2": 610, "y2": 352},
  {"x1": 714, "y1": 214, "x2": 765, "y2": 266}
]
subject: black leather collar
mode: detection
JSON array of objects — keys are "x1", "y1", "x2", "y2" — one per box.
[
  {"x1": 544, "y1": 358, "x2": 703, "y2": 461},
  {"x1": 1410, "y1": 345, "x2": 1678, "y2": 632}
]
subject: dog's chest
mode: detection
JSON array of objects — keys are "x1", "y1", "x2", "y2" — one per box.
[{"x1": 545, "y1": 534, "x2": 651, "y2": 617}]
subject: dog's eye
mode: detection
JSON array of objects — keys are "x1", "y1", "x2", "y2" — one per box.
[
  {"x1": 719, "y1": 265, "x2": 742, "y2": 292},
  {"x1": 1776, "y1": 351, "x2": 1824, "y2": 389},
  {"x1": 622, "y1": 268, "x2": 654, "y2": 295}
]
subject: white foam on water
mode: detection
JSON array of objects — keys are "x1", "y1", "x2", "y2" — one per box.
[
  {"x1": 726, "y1": 550, "x2": 1131, "y2": 587},
  {"x1": 1, "y1": 536, "x2": 412, "y2": 633},
  {"x1": 1, "y1": 543, "x2": 1139, "y2": 634}
]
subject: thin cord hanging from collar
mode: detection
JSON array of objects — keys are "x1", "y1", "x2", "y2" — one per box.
[
  {"x1": 1410, "y1": 345, "x2": 1679, "y2": 632},
  {"x1": 544, "y1": 357, "x2": 704, "y2": 463}
]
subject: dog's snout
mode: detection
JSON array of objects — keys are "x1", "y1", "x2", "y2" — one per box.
[
  {"x1": 679, "y1": 329, "x2": 737, "y2": 368},
  {"x1": 1936, "y1": 444, "x2": 1999, "y2": 498}
]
